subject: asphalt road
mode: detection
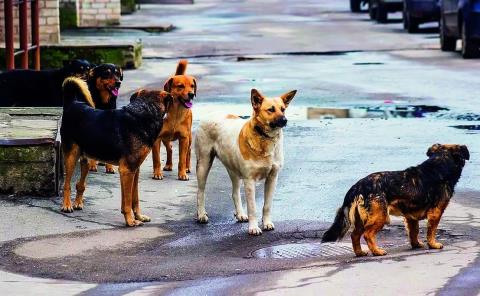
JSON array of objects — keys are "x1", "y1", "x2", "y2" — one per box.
[{"x1": 1, "y1": 0, "x2": 480, "y2": 295}]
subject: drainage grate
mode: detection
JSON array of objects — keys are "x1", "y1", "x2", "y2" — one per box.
[{"x1": 251, "y1": 242, "x2": 354, "y2": 259}]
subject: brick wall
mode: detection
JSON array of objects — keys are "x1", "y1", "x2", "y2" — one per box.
[
  {"x1": 0, "y1": 0, "x2": 60, "y2": 45},
  {"x1": 78, "y1": 0, "x2": 121, "y2": 27}
]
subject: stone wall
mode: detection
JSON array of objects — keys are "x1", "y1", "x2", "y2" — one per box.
[
  {"x1": 0, "y1": 0, "x2": 60, "y2": 45},
  {"x1": 77, "y1": 0, "x2": 121, "y2": 27}
]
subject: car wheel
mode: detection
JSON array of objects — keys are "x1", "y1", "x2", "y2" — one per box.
[
  {"x1": 350, "y1": 0, "x2": 361, "y2": 12},
  {"x1": 440, "y1": 15, "x2": 456, "y2": 51},
  {"x1": 369, "y1": 0, "x2": 377, "y2": 20},
  {"x1": 376, "y1": 2, "x2": 388, "y2": 23},
  {"x1": 461, "y1": 21, "x2": 480, "y2": 58}
]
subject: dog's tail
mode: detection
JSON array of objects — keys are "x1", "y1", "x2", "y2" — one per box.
[
  {"x1": 321, "y1": 188, "x2": 359, "y2": 243},
  {"x1": 62, "y1": 77, "x2": 95, "y2": 108},
  {"x1": 175, "y1": 59, "x2": 188, "y2": 75}
]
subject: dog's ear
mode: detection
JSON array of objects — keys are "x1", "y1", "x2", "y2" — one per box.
[
  {"x1": 164, "y1": 78, "x2": 174, "y2": 92},
  {"x1": 280, "y1": 90, "x2": 297, "y2": 108},
  {"x1": 163, "y1": 92, "x2": 173, "y2": 111},
  {"x1": 118, "y1": 67, "x2": 124, "y2": 81},
  {"x1": 427, "y1": 143, "x2": 442, "y2": 157},
  {"x1": 193, "y1": 78, "x2": 197, "y2": 97},
  {"x1": 251, "y1": 89, "x2": 265, "y2": 111},
  {"x1": 457, "y1": 145, "x2": 470, "y2": 160},
  {"x1": 63, "y1": 60, "x2": 72, "y2": 67},
  {"x1": 130, "y1": 89, "x2": 144, "y2": 102}
]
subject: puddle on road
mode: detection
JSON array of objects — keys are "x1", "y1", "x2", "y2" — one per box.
[
  {"x1": 307, "y1": 104, "x2": 449, "y2": 119},
  {"x1": 451, "y1": 125, "x2": 480, "y2": 134}
]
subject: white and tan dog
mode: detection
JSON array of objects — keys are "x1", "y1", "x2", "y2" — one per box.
[{"x1": 195, "y1": 88, "x2": 296, "y2": 235}]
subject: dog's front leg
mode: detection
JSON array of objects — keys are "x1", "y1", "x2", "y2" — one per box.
[
  {"x1": 245, "y1": 179, "x2": 262, "y2": 235},
  {"x1": 152, "y1": 138, "x2": 163, "y2": 180},
  {"x1": 132, "y1": 169, "x2": 150, "y2": 223},
  {"x1": 263, "y1": 171, "x2": 278, "y2": 231},
  {"x1": 178, "y1": 136, "x2": 189, "y2": 181},
  {"x1": 119, "y1": 164, "x2": 142, "y2": 227}
]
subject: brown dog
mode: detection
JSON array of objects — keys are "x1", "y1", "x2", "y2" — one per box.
[{"x1": 152, "y1": 60, "x2": 197, "y2": 181}]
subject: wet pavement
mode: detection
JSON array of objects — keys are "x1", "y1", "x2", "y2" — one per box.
[{"x1": 2, "y1": 0, "x2": 480, "y2": 295}]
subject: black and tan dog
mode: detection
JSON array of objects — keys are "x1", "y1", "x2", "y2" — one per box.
[
  {"x1": 322, "y1": 144, "x2": 469, "y2": 256},
  {"x1": 0, "y1": 59, "x2": 92, "y2": 107},
  {"x1": 84, "y1": 63, "x2": 123, "y2": 174},
  {"x1": 60, "y1": 77, "x2": 171, "y2": 226},
  {"x1": 151, "y1": 60, "x2": 196, "y2": 181}
]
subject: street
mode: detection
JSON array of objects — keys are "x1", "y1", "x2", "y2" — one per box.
[{"x1": 1, "y1": 0, "x2": 480, "y2": 295}]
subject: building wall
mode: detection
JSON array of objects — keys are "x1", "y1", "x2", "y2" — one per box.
[
  {"x1": 0, "y1": 0, "x2": 60, "y2": 45},
  {"x1": 77, "y1": 0, "x2": 121, "y2": 27}
]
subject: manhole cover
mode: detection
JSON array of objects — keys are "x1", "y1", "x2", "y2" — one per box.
[{"x1": 251, "y1": 242, "x2": 354, "y2": 259}]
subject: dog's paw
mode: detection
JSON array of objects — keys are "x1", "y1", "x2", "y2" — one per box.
[
  {"x1": 428, "y1": 242, "x2": 444, "y2": 249},
  {"x1": 178, "y1": 173, "x2": 189, "y2": 181},
  {"x1": 355, "y1": 250, "x2": 369, "y2": 257},
  {"x1": 263, "y1": 221, "x2": 275, "y2": 231},
  {"x1": 163, "y1": 165, "x2": 173, "y2": 171},
  {"x1": 135, "y1": 214, "x2": 151, "y2": 223},
  {"x1": 72, "y1": 201, "x2": 84, "y2": 210},
  {"x1": 411, "y1": 241, "x2": 425, "y2": 249},
  {"x1": 372, "y1": 248, "x2": 387, "y2": 256},
  {"x1": 235, "y1": 213, "x2": 248, "y2": 223},
  {"x1": 126, "y1": 219, "x2": 144, "y2": 227},
  {"x1": 197, "y1": 213, "x2": 209, "y2": 223},
  {"x1": 61, "y1": 205, "x2": 74, "y2": 213},
  {"x1": 105, "y1": 165, "x2": 115, "y2": 174},
  {"x1": 248, "y1": 225, "x2": 263, "y2": 236},
  {"x1": 152, "y1": 171, "x2": 164, "y2": 180}
]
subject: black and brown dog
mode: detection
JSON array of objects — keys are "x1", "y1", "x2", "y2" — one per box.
[
  {"x1": 60, "y1": 77, "x2": 171, "y2": 226},
  {"x1": 83, "y1": 63, "x2": 123, "y2": 174},
  {"x1": 322, "y1": 144, "x2": 469, "y2": 256},
  {"x1": 0, "y1": 59, "x2": 92, "y2": 107}
]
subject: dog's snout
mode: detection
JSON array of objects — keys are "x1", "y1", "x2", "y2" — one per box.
[
  {"x1": 115, "y1": 81, "x2": 121, "y2": 87},
  {"x1": 188, "y1": 92, "x2": 195, "y2": 100},
  {"x1": 278, "y1": 116, "x2": 288, "y2": 127}
]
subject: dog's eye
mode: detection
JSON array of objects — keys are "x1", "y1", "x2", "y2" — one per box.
[
  {"x1": 281, "y1": 107, "x2": 285, "y2": 113},
  {"x1": 268, "y1": 106, "x2": 275, "y2": 113},
  {"x1": 177, "y1": 85, "x2": 184, "y2": 89}
]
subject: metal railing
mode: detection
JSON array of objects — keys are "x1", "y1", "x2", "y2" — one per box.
[{"x1": 4, "y1": 0, "x2": 40, "y2": 70}]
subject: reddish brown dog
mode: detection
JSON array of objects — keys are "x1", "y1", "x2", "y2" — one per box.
[{"x1": 152, "y1": 60, "x2": 197, "y2": 181}]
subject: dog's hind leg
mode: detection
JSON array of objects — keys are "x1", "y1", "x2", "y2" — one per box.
[
  {"x1": 152, "y1": 138, "x2": 164, "y2": 180},
  {"x1": 228, "y1": 170, "x2": 247, "y2": 223},
  {"x1": 61, "y1": 144, "x2": 81, "y2": 213},
  {"x1": 132, "y1": 168, "x2": 151, "y2": 223},
  {"x1": 73, "y1": 157, "x2": 89, "y2": 210},
  {"x1": 163, "y1": 139, "x2": 173, "y2": 172},
  {"x1": 245, "y1": 179, "x2": 262, "y2": 235},
  {"x1": 362, "y1": 196, "x2": 388, "y2": 256},
  {"x1": 351, "y1": 209, "x2": 368, "y2": 256},
  {"x1": 178, "y1": 136, "x2": 190, "y2": 181},
  {"x1": 404, "y1": 218, "x2": 424, "y2": 249},
  {"x1": 186, "y1": 133, "x2": 192, "y2": 174},
  {"x1": 195, "y1": 142, "x2": 214, "y2": 223}
]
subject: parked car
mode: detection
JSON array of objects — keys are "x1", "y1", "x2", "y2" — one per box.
[
  {"x1": 369, "y1": 0, "x2": 404, "y2": 22},
  {"x1": 403, "y1": 0, "x2": 441, "y2": 33},
  {"x1": 440, "y1": 0, "x2": 480, "y2": 58},
  {"x1": 350, "y1": 0, "x2": 369, "y2": 12}
]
